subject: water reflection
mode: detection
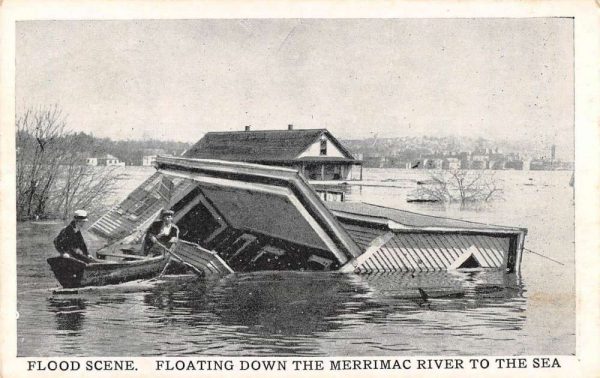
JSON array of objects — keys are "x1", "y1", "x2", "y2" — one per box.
[
  {"x1": 144, "y1": 273, "x2": 374, "y2": 335},
  {"x1": 31, "y1": 268, "x2": 528, "y2": 356},
  {"x1": 47, "y1": 297, "x2": 87, "y2": 334},
  {"x1": 133, "y1": 270, "x2": 526, "y2": 355}
]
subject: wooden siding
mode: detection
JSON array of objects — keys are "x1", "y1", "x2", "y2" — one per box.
[
  {"x1": 339, "y1": 223, "x2": 387, "y2": 251},
  {"x1": 352, "y1": 233, "x2": 510, "y2": 273}
]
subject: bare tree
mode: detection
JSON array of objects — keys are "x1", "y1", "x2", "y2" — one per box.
[
  {"x1": 16, "y1": 106, "x2": 121, "y2": 220},
  {"x1": 414, "y1": 169, "x2": 503, "y2": 206},
  {"x1": 16, "y1": 106, "x2": 66, "y2": 219},
  {"x1": 50, "y1": 152, "x2": 122, "y2": 219}
]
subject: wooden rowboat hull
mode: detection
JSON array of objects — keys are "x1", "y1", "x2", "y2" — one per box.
[{"x1": 47, "y1": 255, "x2": 168, "y2": 288}]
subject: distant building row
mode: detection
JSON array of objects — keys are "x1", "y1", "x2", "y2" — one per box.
[
  {"x1": 364, "y1": 153, "x2": 572, "y2": 171},
  {"x1": 85, "y1": 154, "x2": 125, "y2": 167},
  {"x1": 85, "y1": 154, "x2": 168, "y2": 166}
]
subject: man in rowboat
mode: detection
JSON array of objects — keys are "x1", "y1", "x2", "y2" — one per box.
[
  {"x1": 142, "y1": 209, "x2": 179, "y2": 255},
  {"x1": 53, "y1": 210, "x2": 96, "y2": 263}
]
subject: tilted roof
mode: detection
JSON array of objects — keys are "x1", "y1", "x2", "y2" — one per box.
[
  {"x1": 183, "y1": 128, "x2": 357, "y2": 162},
  {"x1": 326, "y1": 202, "x2": 526, "y2": 232}
]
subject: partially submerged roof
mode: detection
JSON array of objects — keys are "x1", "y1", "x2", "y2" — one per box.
[
  {"x1": 91, "y1": 157, "x2": 526, "y2": 274},
  {"x1": 183, "y1": 129, "x2": 357, "y2": 162},
  {"x1": 327, "y1": 202, "x2": 527, "y2": 234}
]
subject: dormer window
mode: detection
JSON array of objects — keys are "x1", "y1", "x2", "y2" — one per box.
[{"x1": 320, "y1": 135, "x2": 327, "y2": 155}]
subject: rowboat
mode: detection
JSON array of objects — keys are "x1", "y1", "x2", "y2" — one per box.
[{"x1": 47, "y1": 253, "x2": 168, "y2": 288}]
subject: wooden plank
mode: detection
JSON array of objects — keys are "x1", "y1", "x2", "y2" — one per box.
[
  {"x1": 487, "y1": 236, "x2": 510, "y2": 265},
  {"x1": 438, "y1": 234, "x2": 462, "y2": 261},
  {"x1": 388, "y1": 236, "x2": 417, "y2": 272},
  {"x1": 476, "y1": 235, "x2": 502, "y2": 267},
  {"x1": 392, "y1": 235, "x2": 422, "y2": 272},
  {"x1": 414, "y1": 234, "x2": 447, "y2": 269},
  {"x1": 368, "y1": 251, "x2": 387, "y2": 272},
  {"x1": 172, "y1": 241, "x2": 233, "y2": 274},
  {"x1": 380, "y1": 245, "x2": 406, "y2": 272},
  {"x1": 427, "y1": 234, "x2": 455, "y2": 266},
  {"x1": 375, "y1": 249, "x2": 399, "y2": 272},
  {"x1": 340, "y1": 232, "x2": 394, "y2": 273},
  {"x1": 385, "y1": 240, "x2": 414, "y2": 272},
  {"x1": 464, "y1": 235, "x2": 493, "y2": 268},
  {"x1": 403, "y1": 234, "x2": 436, "y2": 271},
  {"x1": 96, "y1": 252, "x2": 148, "y2": 260}
]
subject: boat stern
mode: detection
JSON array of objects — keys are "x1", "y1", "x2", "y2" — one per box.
[{"x1": 47, "y1": 256, "x2": 87, "y2": 288}]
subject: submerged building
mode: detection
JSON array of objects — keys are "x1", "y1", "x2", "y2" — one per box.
[
  {"x1": 183, "y1": 125, "x2": 363, "y2": 181},
  {"x1": 90, "y1": 156, "x2": 527, "y2": 275}
]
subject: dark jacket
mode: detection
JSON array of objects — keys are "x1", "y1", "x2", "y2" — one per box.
[
  {"x1": 54, "y1": 221, "x2": 88, "y2": 256},
  {"x1": 143, "y1": 221, "x2": 179, "y2": 253}
]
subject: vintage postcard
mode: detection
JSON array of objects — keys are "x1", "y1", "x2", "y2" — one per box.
[{"x1": 1, "y1": 0, "x2": 598, "y2": 377}]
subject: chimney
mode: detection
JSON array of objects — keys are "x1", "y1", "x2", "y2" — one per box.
[
  {"x1": 288, "y1": 124, "x2": 294, "y2": 131},
  {"x1": 244, "y1": 125, "x2": 251, "y2": 131}
]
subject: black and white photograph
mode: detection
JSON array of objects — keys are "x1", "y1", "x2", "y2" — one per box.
[{"x1": 1, "y1": 0, "x2": 598, "y2": 375}]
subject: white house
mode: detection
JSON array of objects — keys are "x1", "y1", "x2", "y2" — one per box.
[
  {"x1": 182, "y1": 125, "x2": 363, "y2": 181},
  {"x1": 97, "y1": 154, "x2": 125, "y2": 166}
]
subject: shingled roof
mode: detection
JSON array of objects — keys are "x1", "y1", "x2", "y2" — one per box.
[{"x1": 183, "y1": 128, "x2": 357, "y2": 162}]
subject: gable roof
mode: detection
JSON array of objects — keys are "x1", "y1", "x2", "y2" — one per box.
[{"x1": 183, "y1": 128, "x2": 357, "y2": 162}]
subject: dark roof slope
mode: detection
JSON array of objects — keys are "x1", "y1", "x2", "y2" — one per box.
[{"x1": 183, "y1": 129, "x2": 356, "y2": 162}]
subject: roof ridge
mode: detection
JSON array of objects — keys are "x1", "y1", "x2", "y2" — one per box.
[
  {"x1": 205, "y1": 128, "x2": 326, "y2": 134},
  {"x1": 357, "y1": 202, "x2": 518, "y2": 229}
]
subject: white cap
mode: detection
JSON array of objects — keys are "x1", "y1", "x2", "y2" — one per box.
[{"x1": 73, "y1": 210, "x2": 89, "y2": 221}]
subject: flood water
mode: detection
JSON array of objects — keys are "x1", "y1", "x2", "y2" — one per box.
[{"x1": 17, "y1": 168, "x2": 575, "y2": 356}]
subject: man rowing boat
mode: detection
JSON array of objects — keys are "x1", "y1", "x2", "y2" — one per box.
[
  {"x1": 142, "y1": 209, "x2": 179, "y2": 255},
  {"x1": 53, "y1": 210, "x2": 96, "y2": 263}
]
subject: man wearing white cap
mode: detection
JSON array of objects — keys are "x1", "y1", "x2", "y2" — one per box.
[{"x1": 53, "y1": 210, "x2": 94, "y2": 263}]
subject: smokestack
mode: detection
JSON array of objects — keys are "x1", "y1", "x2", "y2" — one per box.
[
  {"x1": 245, "y1": 125, "x2": 251, "y2": 131},
  {"x1": 288, "y1": 124, "x2": 294, "y2": 131}
]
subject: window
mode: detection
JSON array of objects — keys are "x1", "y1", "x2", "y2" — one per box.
[{"x1": 320, "y1": 138, "x2": 327, "y2": 155}]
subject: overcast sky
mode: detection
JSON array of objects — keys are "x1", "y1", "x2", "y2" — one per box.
[{"x1": 16, "y1": 18, "x2": 573, "y2": 157}]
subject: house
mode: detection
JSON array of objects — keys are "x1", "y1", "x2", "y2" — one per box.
[
  {"x1": 505, "y1": 160, "x2": 524, "y2": 170},
  {"x1": 422, "y1": 158, "x2": 444, "y2": 169},
  {"x1": 86, "y1": 157, "x2": 98, "y2": 166},
  {"x1": 443, "y1": 158, "x2": 461, "y2": 170},
  {"x1": 470, "y1": 154, "x2": 490, "y2": 169},
  {"x1": 183, "y1": 125, "x2": 363, "y2": 181},
  {"x1": 470, "y1": 160, "x2": 487, "y2": 170},
  {"x1": 90, "y1": 156, "x2": 527, "y2": 274},
  {"x1": 97, "y1": 154, "x2": 125, "y2": 166},
  {"x1": 489, "y1": 159, "x2": 506, "y2": 170}
]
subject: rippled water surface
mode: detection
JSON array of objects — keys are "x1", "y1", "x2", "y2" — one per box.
[{"x1": 17, "y1": 168, "x2": 575, "y2": 356}]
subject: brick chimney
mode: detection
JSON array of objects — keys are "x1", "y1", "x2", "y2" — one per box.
[
  {"x1": 244, "y1": 125, "x2": 251, "y2": 131},
  {"x1": 288, "y1": 124, "x2": 294, "y2": 130}
]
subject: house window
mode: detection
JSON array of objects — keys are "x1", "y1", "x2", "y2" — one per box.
[{"x1": 320, "y1": 138, "x2": 327, "y2": 155}]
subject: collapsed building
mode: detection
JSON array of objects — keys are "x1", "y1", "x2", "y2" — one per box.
[{"x1": 90, "y1": 156, "x2": 526, "y2": 275}]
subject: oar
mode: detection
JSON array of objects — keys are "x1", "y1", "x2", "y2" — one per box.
[{"x1": 154, "y1": 240, "x2": 204, "y2": 276}]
